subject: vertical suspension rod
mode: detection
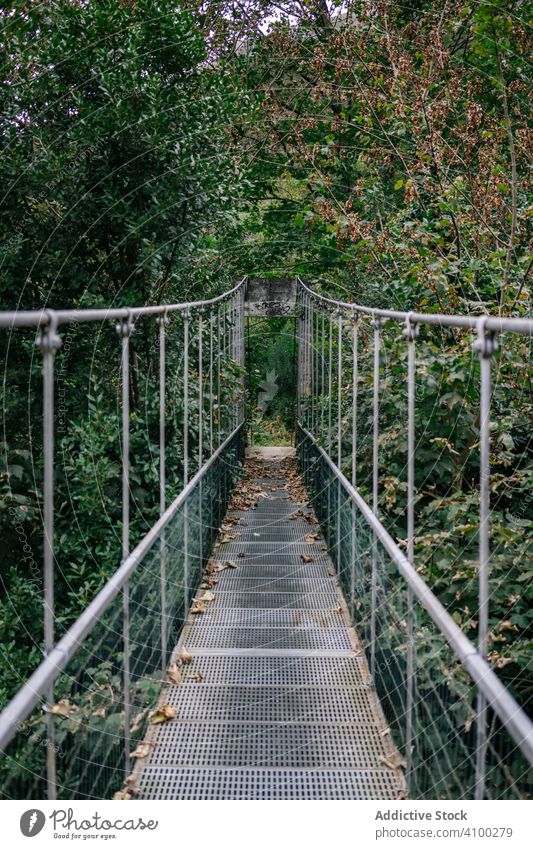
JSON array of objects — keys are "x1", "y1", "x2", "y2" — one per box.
[{"x1": 37, "y1": 311, "x2": 61, "y2": 800}]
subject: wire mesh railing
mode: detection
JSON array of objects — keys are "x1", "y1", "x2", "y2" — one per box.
[
  {"x1": 296, "y1": 278, "x2": 533, "y2": 800},
  {"x1": 0, "y1": 272, "x2": 531, "y2": 801},
  {"x1": 0, "y1": 280, "x2": 246, "y2": 799}
]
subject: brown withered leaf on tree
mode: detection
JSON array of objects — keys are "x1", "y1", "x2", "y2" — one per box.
[
  {"x1": 47, "y1": 699, "x2": 77, "y2": 718},
  {"x1": 130, "y1": 708, "x2": 149, "y2": 734}
]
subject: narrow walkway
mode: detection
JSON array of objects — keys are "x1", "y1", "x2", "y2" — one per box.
[{"x1": 136, "y1": 449, "x2": 406, "y2": 800}]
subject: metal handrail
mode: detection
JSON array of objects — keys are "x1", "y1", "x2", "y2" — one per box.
[
  {"x1": 0, "y1": 276, "x2": 248, "y2": 328},
  {"x1": 0, "y1": 276, "x2": 248, "y2": 797},
  {"x1": 297, "y1": 277, "x2": 533, "y2": 335},
  {"x1": 295, "y1": 279, "x2": 532, "y2": 798},
  {"x1": 0, "y1": 423, "x2": 244, "y2": 754},
  {"x1": 299, "y1": 424, "x2": 533, "y2": 766}
]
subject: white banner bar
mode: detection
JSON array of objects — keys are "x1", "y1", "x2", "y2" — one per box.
[{"x1": 2, "y1": 800, "x2": 531, "y2": 849}]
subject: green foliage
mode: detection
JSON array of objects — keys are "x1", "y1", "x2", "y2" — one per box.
[
  {"x1": 0, "y1": 1, "x2": 531, "y2": 792},
  {"x1": 0, "y1": 0, "x2": 243, "y2": 308},
  {"x1": 246, "y1": 317, "x2": 296, "y2": 440}
]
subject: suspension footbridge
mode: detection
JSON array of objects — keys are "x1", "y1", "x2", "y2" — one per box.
[{"x1": 0, "y1": 278, "x2": 531, "y2": 800}]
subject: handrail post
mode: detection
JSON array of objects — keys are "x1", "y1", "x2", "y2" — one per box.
[
  {"x1": 321, "y1": 306, "x2": 326, "y2": 442},
  {"x1": 157, "y1": 310, "x2": 168, "y2": 674},
  {"x1": 474, "y1": 317, "x2": 497, "y2": 800},
  {"x1": 183, "y1": 307, "x2": 190, "y2": 611},
  {"x1": 336, "y1": 309, "x2": 343, "y2": 574},
  {"x1": 209, "y1": 307, "x2": 214, "y2": 454},
  {"x1": 116, "y1": 309, "x2": 134, "y2": 780},
  {"x1": 36, "y1": 310, "x2": 61, "y2": 800},
  {"x1": 371, "y1": 314, "x2": 381, "y2": 679},
  {"x1": 217, "y1": 304, "x2": 221, "y2": 449},
  {"x1": 326, "y1": 308, "x2": 333, "y2": 549},
  {"x1": 296, "y1": 290, "x2": 302, "y2": 425},
  {"x1": 350, "y1": 309, "x2": 359, "y2": 621},
  {"x1": 198, "y1": 308, "x2": 204, "y2": 572},
  {"x1": 404, "y1": 312, "x2": 419, "y2": 793},
  {"x1": 241, "y1": 287, "x2": 245, "y2": 425},
  {"x1": 310, "y1": 298, "x2": 315, "y2": 437}
]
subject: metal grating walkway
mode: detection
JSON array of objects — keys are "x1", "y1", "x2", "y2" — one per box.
[{"x1": 136, "y1": 452, "x2": 406, "y2": 800}]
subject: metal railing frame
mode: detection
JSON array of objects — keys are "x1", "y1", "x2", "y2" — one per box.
[
  {"x1": 0, "y1": 273, "x2": 531, "y2": 799},
  {"x1": 0, "y1": 278, "x2": 247, "y2": 799},
  {"x1": 295, "y1": 277, "x2": 533, "y2": 798}
]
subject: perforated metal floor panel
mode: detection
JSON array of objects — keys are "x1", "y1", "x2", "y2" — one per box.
[
  {"x1": 210, "y1": 563, "x2": 329, "y2": 579},
  {"x1": 195, "y1": 608, "x2": 344, "y2": 628},
  {"x1": 186, "y1": 626, "x2": 353, "y2": 651},
  {"x1": 178, "y1": 655, "x2": 366, "y2": 686},
  {"x1": 164, "y1": 684, "x2": 378, "y2": 723},
  {"x1": 139, "y1": 767, "x2": 403, "y2": 800},
  {"x1": 135, "y1": 461, "x2": 405, "y2": 800},
  {"x1": 215, "y1": 575, "x2": 333, "y2": 593},
  {"x1": 217, "y1": 542, "x2": 327, "y2": 557},
  {"x1": 143, "y1": 722, "x2": 388, "y2": 769},
  {"x1": 211, "y1": 591, "x2": 338, "y2": 609}
]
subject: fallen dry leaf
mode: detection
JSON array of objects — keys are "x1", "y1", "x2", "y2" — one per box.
[
  {"x1": 200, "y1": 578, "x2": 218, "y2": 590},
  {"x1": 190, "y1": 601, "x2": 205, "y2": 614},
  {"x1": 301, "y1": 554, "x2": 313, "y2": 563},
  {"x1": 194, "y1": 673, "x2": 204, "y2": 683},
  {"x1": 194, "y1": 590, "x2": 215, "y2": 603},
  {"x1": 125, "y1": 774, "x2": 142, "y2": 796},
  {"x1": 207, "y1": 560, "x2": 237, "y2": 573},
  {"x1": 167, "y1": 662, "x2": 182, "y2": 685},
  {"x1": 380, "y1": 755, "x2": 406, "y2": 770},
  {"x1": 113, "y1": 789, "x2": 132, "y2": 801},
  {"x1": 180, "y1": 646, "x2": 193, "y2": 664},
  {"x1": 149, "y1": 704, "x2": 176, "y2": 724},
  {"x1": 130, "y1": 743, "x2": 151, "y2": 759}
]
